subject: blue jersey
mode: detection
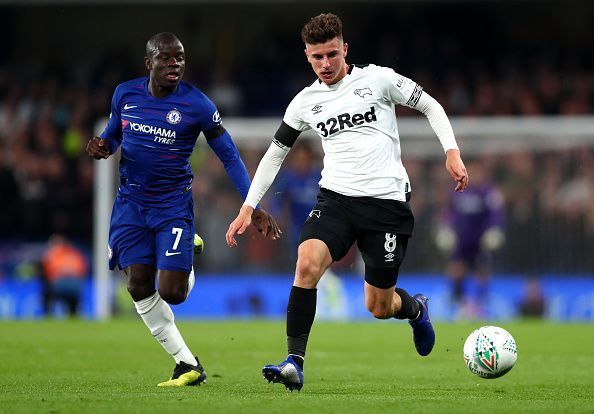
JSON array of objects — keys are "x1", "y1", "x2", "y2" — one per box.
[
  {"x1": 101, "y1": 77, "x2": 222, "y2": 207},
  {"x1": 102, "y1": 77, "x2": 252, "y2": 272},
  {"x1": 272, "y1": 168, "x2": 320, "y2": 248}
]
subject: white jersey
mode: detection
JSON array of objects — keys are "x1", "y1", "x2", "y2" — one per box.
[{"x1": 283, "y1": 64, "x2": 424, "y2": 201}]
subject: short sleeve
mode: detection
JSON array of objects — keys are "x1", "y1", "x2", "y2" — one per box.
[
  {"x1": 282, "y1": 93, "x2": 310, "y2": 132},
  {"x1": 378, "y1": 67, "x2": 424, "y2": 108}
]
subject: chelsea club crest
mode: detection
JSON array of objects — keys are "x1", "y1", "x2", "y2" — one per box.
[{"x1": 166, "y1": 109, "x2": 182, "y2": 124}]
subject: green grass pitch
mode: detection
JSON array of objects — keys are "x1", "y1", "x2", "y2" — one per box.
[{"x1": 0, "y1": 320, "x2": 592, "y2": 413}]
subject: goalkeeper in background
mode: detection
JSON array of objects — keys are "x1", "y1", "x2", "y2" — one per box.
[{"x1": 435, "y1": 159, "x2": 505, "y2": 318}]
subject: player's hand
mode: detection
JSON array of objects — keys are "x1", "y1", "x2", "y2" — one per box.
[
  {"x1": 226, "y1": 206, "x2": 282, "y2": 247},
  {"x1": 445, "y1": 149, "x2": 469, "y2": 192},
  {"x1": 226, "y1": 205, "x2": 255, "y2": 248},
  {"x1": 86, "y1": 136, "x2": 110, "y2": 160},
  {"x1": 251, "y1": 208, "x2": 282, "y2": 240}
]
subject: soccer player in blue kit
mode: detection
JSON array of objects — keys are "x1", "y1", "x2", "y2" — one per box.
[
  {"x1": 271, "y1": 142, "x2": 321, "y2": 254},
  {"x1": 86, "y1": 32, "x2": 280, "y2": 387}
]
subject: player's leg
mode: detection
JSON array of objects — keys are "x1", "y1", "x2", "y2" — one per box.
[
  {"x1": 152, "y1": 197, "x2": 197, "y2": 303},
  {"x1": 364, "y1": 282, "x2": 414, "y2": 319},
  {"x1": 155, "y1": 268, "x2": 198, "y2": 370},
  {"x1": 262, "y1": 239, "x2": 333, "y2": 391},
  {"x1": 448, "y1": 258, "x2": 468, "y2": 305},
  {"x1": 128, "y1": 263, "x2": 204, "y2": 386},
  {"x1": 472, "y1": 253, "x2": 491, "y2": 318},
  {"x1": 157, "y1": 269, "x2": 191, "y2": 305},
  {"x1": 448, "y1": 240, "x2": 479, "y2": 313},
  {"x1": 360, "y1": 232, "x2": 435, "y2": 356},
  {"x1": 361, "y1": 236, "x2": 420, "y2": 322},
  {"x1": 363, "y1": 279, "x2": 433, "y2": 355},
  {"x1": 108, "y1": 197, "x2": 177, "y2": 367},
  {"x1": 263, "y1": 189, "x2": 355, "y2": 391},
  {"x1": 125, "y1": 264, "x2": 170, "y2": 361},
  {"x1": 475, "y1": 264, "x2": 489, "y2": 301},
  {"x1": 125, "y1": 263, "x2": 185, "y2": 373},
  {"x1": 129, "y1": 264, "x2": 204, "y2": 387},
  {"x1": 111, "y1": 196, "x2": 204, "y2": 386},
  {"x1": 359, "y1": 231, "x2": 412, "y2": 318},
  {"x1": 154, "y1": 223, "x2": 195, "y2": 305},
  {"x1": 149, "y1": 201, "x2": 206, "y2": 386},
  {"x1": 289, "y1": 239, "x2": 333, "y2": 359}
]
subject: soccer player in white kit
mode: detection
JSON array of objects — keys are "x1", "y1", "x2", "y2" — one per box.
[{"x1": 226, "y1": 13, "x2": 469, "y2": 391}]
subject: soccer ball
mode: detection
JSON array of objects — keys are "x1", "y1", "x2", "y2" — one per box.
[{"x1": 463, "y1": 326, "x2": 517, "y2": 379}]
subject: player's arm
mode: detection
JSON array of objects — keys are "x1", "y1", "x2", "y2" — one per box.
[
  {"x1": 226, "y1": 122, "x2": 300, "y2": 247},
  {"x1": 87, "y1": 88, "x2": 123, "y2": 160},
  {"x1": 411, "y1": 92, "x2": 468, "y2": 192},
  {"x1": 205, "y1": 125, "x2": 252, "y2": 198},
  {"x1": 205, "y1": 125, "x2": 281, "y2": 240}
]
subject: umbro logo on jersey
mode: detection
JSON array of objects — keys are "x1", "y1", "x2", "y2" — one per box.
[
  {"x1": 315, "y1": 106, "x2": 377, "y2": 138},
  {"x1": 123, "y1": 104, "x2": 137, "y2": 110},
  {"x1": 354, "y1": 87, "x2": 372, "y2": 98},
  {"x1": 384, "y1": 253, "x2": 395, "y2": 262},
  {"x1": 308, "y1": 210, "x2": 321, "y2": 219},
  {"x1": 165, "y1": 250, "x2": 182, "y2": 256},
  {"x1": 311, "y1": 105, "x2": 323, "y2": 115}
]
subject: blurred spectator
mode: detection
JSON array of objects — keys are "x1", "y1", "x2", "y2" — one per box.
[
  {"x1": 518, "y1": 278, "x2": 546, "y2": 318},
  {"x1": 435, "y1": 160, "x2": 505, "y2": 316},
  {"x1": 208, "y1": 69, "x2": 243, "y2": 116},
  {"x1": 0, "y1": 142, "x2": 19, "y2": 238},
  {"x1": 40, "y1": 234, "x2": 88, "y2": 317}
]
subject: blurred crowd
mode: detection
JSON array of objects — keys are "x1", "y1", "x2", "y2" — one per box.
[
  {"x1": 192, "y1": 142, "x2": 594, "y2": 276},
  {"x1": 0, "y1": 77, "x2": 99, "y2": 241}
]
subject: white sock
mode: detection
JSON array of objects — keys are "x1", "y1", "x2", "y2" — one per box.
[
  {"x1": 134, "y1": 292, "x2": 197, "y2": 366},
  {"x1": 187, "y1": 267, "x2": 195, "y2": 297}
]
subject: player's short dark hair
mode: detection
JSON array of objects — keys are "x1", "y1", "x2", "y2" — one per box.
[
  {"x1": 301, "y1": 13, "x2": 343, "y2": 45},
  {"x1": 146, "y1": 32, "x2": 181, "y2": 56}
]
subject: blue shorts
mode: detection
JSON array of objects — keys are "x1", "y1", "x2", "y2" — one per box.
[{"x1": 108, "y1": 195, "x2": 194, "y2": 272}]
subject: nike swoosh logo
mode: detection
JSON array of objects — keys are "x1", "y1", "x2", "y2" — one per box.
[
  {"x1": 124, "y1": 104, "x2": 137, "y2": 110},
  {"x1": 165, "y1": 250, "x2": 181, "y2": 256}
]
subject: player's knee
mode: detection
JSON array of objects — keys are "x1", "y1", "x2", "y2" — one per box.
[
  {"x1": 295, "y1": 256, "x2": 324, "y2": 287},
  {"x1": 127, "y1": 282, "x2": 154, "y2": 302},
  {"x1": 158, "y1": 286, "x2": 186, "y2": 305},
  {"x1": 366, "y1": 301, "x2": 393, "y2": 319},
  {"x1": 370, "y1": 307, "x2": 392, "y2": 319}
]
